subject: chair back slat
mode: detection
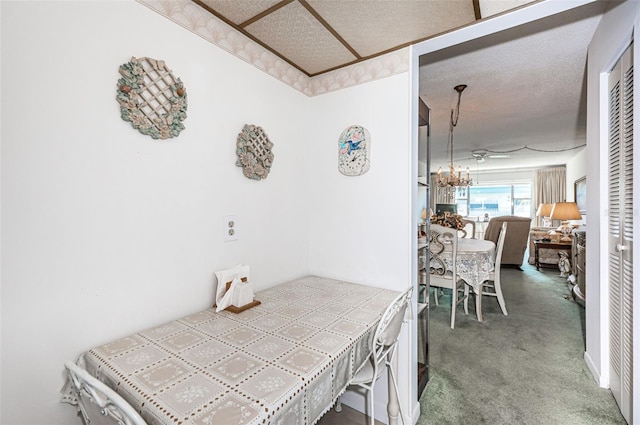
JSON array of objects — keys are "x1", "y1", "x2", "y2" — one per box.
[
  {"x1": 429, "y1": 224, "x2": 458, "y2": 281},
  {"x1": 427, "y1": 224, "x2": 467, "y2": 329},
  {"x1": 64, "y1": 361, "x2": 147, "y2": 425},
  {"x1": 373, "y1": 287, "x2": 412, "y2": 358},
  {"x1": 459, "y1": 219, "x2": 476, "y2": 239},
  {"x1": 495, "y1": 222, "x2": 508, "y2": 268}
]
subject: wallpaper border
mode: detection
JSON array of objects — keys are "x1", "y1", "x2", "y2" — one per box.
[{"x1": 136, "y1": 0, "x2": 410, "y2": 97}]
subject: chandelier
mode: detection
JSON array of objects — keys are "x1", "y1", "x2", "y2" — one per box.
[{"x1": 436, "y1": 84, "x2": 472, "y2": 195}]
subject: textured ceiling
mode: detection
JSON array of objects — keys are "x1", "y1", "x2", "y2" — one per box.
[
  {"x1": 186, "y1": 0, "x2": 607, "y2": 173},
  {"x1": 419, "y1": 1, "x2": 607, "y2": 173},
  {"x1": 194, "y1": 0, "x2": 535, "y2": 76}
]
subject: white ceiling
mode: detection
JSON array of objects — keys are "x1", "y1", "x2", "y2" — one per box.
[
  {"x1": 190, "y1": 0, "x2": 608, "y2": 172},
  {"x1": 419, "y1": 1, "x2": 607, "y2": 172}
]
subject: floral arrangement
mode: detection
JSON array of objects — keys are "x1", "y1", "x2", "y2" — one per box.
[
  {"x1": 116, "y1": 57, "x2": 187, "y2": 139},
  {"x1": 430, "y1": 211, "x2": 465, "y2": 230}
]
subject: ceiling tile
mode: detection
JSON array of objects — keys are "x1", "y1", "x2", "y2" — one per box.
[
  {"x1": 306, "y1": 0, "x2": 477, "y2": 57},
  {"x1": 479, "y1": 0, "x2": 536, "y2": 18},
  {"x1": 245, "y1": 1, "x2": 358, "y2": 75},
  {"x1": 198, "y1": 0, "x2": 282, "y2": 25}
]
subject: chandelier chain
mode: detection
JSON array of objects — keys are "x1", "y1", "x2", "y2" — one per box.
[{"x1": 437, "y1": 84, "x2": 472, "y2": 193}]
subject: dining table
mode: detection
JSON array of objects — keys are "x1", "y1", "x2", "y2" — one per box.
[
  {"x1": 432, "y1": 237, "x2": 495, "y2": 322},
  {"x1": 61, "y1": 275, "x2": 402, "y2": 425}
]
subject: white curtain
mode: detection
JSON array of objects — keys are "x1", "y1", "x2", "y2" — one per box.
[{"x1": 533, "y1": 167, "x2": 566, "y2": 226}]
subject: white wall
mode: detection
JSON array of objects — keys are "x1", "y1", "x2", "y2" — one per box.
[
  {"x1": 307, "y1": 77, "x2": 411, "y2": 287},
  {"x1": 584, "y1": 0, "x2": 638, "y2": 398},
  {"x1": 2, "y1": 1, "x2": 313, "y2": 422},
  {"x1": 565, "y1": 148, "x2": 587, "y2": 226},
  {"x1": 565, "y1": 147, "x2": 587, "y2": 203},
  {"x1": 1, "y1": 1, "x2": 415, "y2": 424},
  {"x1": 306, "y1": 74, "x2": 413, "y2": 422}
]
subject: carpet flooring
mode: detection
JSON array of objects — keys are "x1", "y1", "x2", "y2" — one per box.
[{"x1": 419, "y1": 262, "x2": 627, "y2": 425}]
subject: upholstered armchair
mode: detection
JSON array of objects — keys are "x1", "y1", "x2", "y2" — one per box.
[{"x1": 483, "y1": 216, "x2": 532, "y2": 267}]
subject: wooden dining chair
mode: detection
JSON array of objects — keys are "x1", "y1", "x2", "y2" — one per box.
[
  {"x1": 465, "y1": 221, "x2": 509, "y2": 320},
  {"x1": 64, "y1": 361, "x2": 147, "y2": 425},
  {"x1": 429, "y1": 224, "x2": 469, "y2": 329},
  {"x1": 335, "y1": 287, "x2": 412, "y2": 425}
]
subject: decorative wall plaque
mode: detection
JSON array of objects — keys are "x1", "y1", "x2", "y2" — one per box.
[
  {"x1": 338, "y1": 125, "x2": 370, "y2": 176},
  {"x1": 236, "y1": 124, "x2": 274, "y2": 180},
  {"x1": 116, "y1": 56, "x2": 187, "y2": 139}
]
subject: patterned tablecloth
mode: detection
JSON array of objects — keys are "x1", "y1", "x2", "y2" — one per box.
[
  {"x1": 433, "y1": 238, "x2": 495, "y2": 290},
  {"x1": 63, "y1": 276, "x2": 399, "y2": 425}
]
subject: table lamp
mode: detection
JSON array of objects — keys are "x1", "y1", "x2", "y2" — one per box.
[
  {"x1": 549, "y1": 202, "x2": 582, "y2": 241},
  {"x1": 536, "y1": 203, "x2": 553, "y2": 227}
]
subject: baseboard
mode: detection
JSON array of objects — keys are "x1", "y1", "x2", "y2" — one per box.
[
  {"x1": 412, "y1": 400, "x2": 421, "y2": 424},
  {"x1": 584, "y1": 350, "x2": 607, "y2": 388}
]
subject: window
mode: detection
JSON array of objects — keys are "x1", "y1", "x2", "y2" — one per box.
[{"x1": 455, "y1": 184, "x2": 532, "y2": 219}]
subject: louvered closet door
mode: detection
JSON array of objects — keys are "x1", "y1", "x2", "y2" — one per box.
[{"x1": 608, "y1": 43, "x2": 633, "y2": 424}]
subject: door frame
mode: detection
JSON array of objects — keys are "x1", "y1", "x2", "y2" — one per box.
[
  {"x1": 590, "y1": 3, "x2": 640, "y2": 422},
  {"x1": 410, "y1": 2, "x2": 601, "y2": 422}
]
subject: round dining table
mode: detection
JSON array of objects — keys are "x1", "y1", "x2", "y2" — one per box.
[{"x1": 436, "y1": 237, "x2": 495, "y2": 322}]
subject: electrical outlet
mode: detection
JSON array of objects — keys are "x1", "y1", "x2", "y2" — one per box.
[{"x1": 223, "y1": 215, "x2": 238, "y2": 242}]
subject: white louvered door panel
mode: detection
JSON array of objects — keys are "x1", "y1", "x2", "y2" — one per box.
[
  {"x1": 608, "y1": 59, "x2": 623, "y2": 409},
  {"x1": 608, "y1": 43, "x2": 633, "y2": 424}
]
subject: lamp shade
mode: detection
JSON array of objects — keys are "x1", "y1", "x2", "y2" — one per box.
[
  {"x1": 549, "y1": 202, "x2": 582, "y2": 221},
  {"x1": 536, "y1": 203, "x2": 553, "y2": 217},
  {"x1": 421, "y1": 208, "x2": 427, "y2": 220}
]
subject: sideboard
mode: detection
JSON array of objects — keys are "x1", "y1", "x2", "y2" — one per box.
[{"x1": 572, "y1": 229, "x2": 586, "y2": 301}]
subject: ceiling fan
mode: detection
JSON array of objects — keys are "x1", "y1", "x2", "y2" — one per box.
[{"x1": 470, "y1": 149, "x2": 510, "y2": 163}]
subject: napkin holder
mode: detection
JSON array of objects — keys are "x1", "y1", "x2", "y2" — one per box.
[{"x1": 221, "y1": 278, "x2": 260, "y2": 313}]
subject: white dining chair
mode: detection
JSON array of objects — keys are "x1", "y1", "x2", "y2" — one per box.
[
  {"x1": 429, "y1": 224, "x2": 469, "y2": 329},
  {"x1": 466, "y1": 221, "x2": 509, "y2": 319},
  {"x1": 459, "y1": 218, "x2": 476, "y2": 239},
  {"x1": 64, "y1": 361, "x2": 147, "y2": 425},
  {"x1": 335, "y1": 287, "x2": 412, "y2": 425}
]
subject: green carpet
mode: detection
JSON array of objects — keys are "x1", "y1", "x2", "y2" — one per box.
[{"x1": 419, "y1": 262, "x2": 627, "y2": 425}]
